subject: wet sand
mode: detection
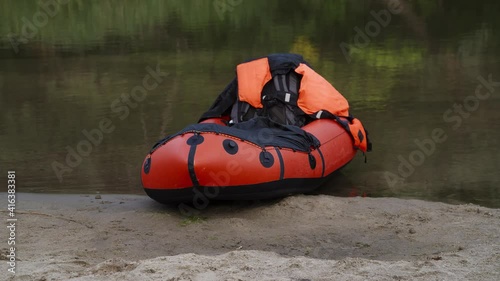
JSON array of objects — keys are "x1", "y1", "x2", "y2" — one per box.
[{"x1": 0, "y1": 193, "x2": 498, "y2": 280}]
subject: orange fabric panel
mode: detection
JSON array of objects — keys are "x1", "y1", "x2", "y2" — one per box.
[
  {"x1": 303, "y1": 119, "x2": 357, "y2": 174},
  {"x1": 294, "y1": 63, "x2": 350, "y2": 116},
  {"x1": 301, "y1": 118, "x2": 346, "y2": 144},
  {"x1": 348, "y1": 118, "x2": 369, "y2": 152},
  {"x1": 279, "y1": 150, "x2": 323, "y2": 179},
  {"x1": 236, "y1": 57, "x2": 272, "y2": 109},
  {"x1": 200, "y1": 118, "x2": 227, "y2": 126},
  {"x1": 141, "y1": 135, "x2": 193, "y2": 189},
  {"x1": 194, "y1": 136, "x2": 280, "y2": 186}
]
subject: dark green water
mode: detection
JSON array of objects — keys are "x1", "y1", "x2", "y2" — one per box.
[{"x1": 1, "y1": 0, "x2": 499, "y2": 207}]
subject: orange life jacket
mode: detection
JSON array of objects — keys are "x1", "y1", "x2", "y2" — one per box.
[{"x1": 236, "y1": 56, "x2": 371, "y2": 153}]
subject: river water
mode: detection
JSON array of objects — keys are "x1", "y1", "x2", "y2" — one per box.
[{"x1": 1, "y1": 0, "x2": 499, "y2": 207}]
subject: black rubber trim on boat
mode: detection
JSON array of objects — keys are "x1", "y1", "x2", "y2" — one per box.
[
  {"x1": 143, "y1": 156, "x2": 151, "y2": 174},
  {"x1": 187, "y1": 134, "x2": 204, "y2": 146},
  {"x1": 187, "y1": 146, "x2": 199, "y2": 186},
  {"x1": 223, "y1": 139, "x2": 238, "y2": 155},
  {"x1": 144, "y1": 161, "x2": 356, "y2": 204},
  {"x1": 308, "y1": 153, "x2": 316, "y2": 170},
  {"x1": 187, "y1": 134, "x2": 204, "y2": 187},
  {"x1": 274, "y1": 147, "x2": 284, "y2": 180},
  {"x1": 144, "y1": 175, "x2": 331, "y2": 204},
  {"x1": 259, "y1": 151, "x2": 274, "y2": 168},
  {"x1": 317, "y1": 147, "x2": 325, "y2": 177}
]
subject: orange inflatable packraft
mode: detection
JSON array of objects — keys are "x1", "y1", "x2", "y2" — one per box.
[{"x1": 141, "y1": 53, "x2": 371, "y2": 203}]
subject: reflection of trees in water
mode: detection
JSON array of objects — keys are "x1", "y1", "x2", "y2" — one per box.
[
  {"x1": 457, "y1": 24, "x2": 491, "y2": 78},
  {"x1": 1, "y1": 0, "x2": 498, "y2": 55}
]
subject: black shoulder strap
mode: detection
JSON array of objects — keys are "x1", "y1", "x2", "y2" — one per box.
[
  {"x1": 231, "y1": 71, "x2": 306, "y2": 126},
  {"x1": 265, "y1": 72, "x2": 300, "y2": 103}
]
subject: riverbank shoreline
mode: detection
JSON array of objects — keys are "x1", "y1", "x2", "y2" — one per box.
[{"x1": 1, "y1": 193, "x2": 498, "y2": 280}]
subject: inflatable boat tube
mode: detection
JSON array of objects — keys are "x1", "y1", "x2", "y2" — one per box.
[{"x1": 141, "y1": 117, "x2": 356, "y2": 203}]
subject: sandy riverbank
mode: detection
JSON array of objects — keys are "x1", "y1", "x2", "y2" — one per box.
[{"x1": 0, "y1": 193, "x2": 498, "y2": 280}]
